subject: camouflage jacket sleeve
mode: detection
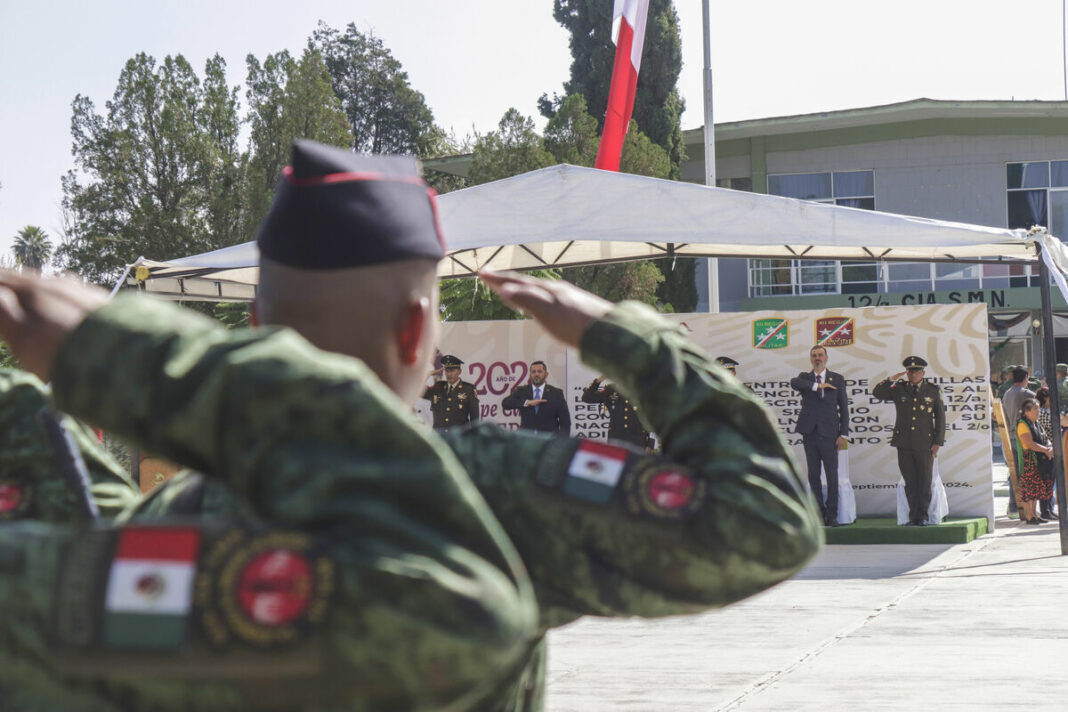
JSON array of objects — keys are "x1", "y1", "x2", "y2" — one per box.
[
  {"x1": 0, "y1": 369, "x2": 138, "y2": 521},
  {"x1": 442, "y1": 302, "x2": 823, "y2": 631},
  {"x1": 17, "y1": 294, "x2": 540, "y2": 709}
]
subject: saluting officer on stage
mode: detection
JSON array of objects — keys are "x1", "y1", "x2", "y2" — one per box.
[
  {"x1": 423, "y1": 355, "x2": 480, "y2": 432},
  {"x1": 581, "y1": 376, "x2": 650, "y2": 448},
  {"x1": 871, "y1": 355, "x2": 946, "y2": 526}
]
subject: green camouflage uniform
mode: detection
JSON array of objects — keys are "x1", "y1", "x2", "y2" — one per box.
[
  {"x1": 0, "y1": 368, "x2": 138, "y2": 521},
  {"x1": 0, "y1": 295, "x2": 821, "y2": 711}
]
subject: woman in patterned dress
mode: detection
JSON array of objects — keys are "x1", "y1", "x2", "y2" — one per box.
[{"x1": 1016, "y1": 398, "x2": 1054, "y2": 524}]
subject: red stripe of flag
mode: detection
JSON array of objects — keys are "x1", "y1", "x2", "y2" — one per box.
[
  {"x1": 115, "y1": 527, "x2": 201, "y2": 561},
  {"x1": 594, "y1": 15, "x2": 639, "y2": 172}
]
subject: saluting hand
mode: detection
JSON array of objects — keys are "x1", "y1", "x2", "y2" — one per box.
[
  {"x1": 0, "y1": 270, "x2": 108, "y2": 381},
  {"x1": 891, "y1": 371, "x2": 907, "y2": 381},
  {"x1": 479, "y1": 269, "x2": 611, "y2": 348}
]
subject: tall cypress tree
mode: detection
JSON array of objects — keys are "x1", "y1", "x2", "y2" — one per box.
[
  {"x1": 541, "y1": 0, "x2": 695, "y2": 312},
  {"x1": 542, "y1": 0, "x2": 685, "y2": 177}
]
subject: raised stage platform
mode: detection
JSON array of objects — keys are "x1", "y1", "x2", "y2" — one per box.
[{"x1": 824, "y1": 517, "x2": 989, "y2": 545}]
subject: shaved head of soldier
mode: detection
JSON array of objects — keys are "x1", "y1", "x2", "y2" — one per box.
[{"x1": 251, "y1": 140, "x2": 446, "y2": 407}]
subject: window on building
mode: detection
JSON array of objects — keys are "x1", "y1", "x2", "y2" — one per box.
[
  {"x1": 749, "y1": 170, "x2": 875, "y2": 296},
  {"x1": 1004, "y1": 160, "x2": 1068, "y2": 287}
]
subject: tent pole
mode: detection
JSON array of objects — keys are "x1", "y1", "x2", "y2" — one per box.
[
  {"x1": 1037, "y1": 242, "x2": 1068, "y2": 554},
  {"x1": 701, "y1": 0, "x2": 719, "y2": 313}
]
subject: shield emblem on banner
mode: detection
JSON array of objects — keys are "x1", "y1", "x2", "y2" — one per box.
[
  {"x1": 752, "y1": 318, "x2": 789, "y2": 350},
  {"x1": 815, "y1": 317, "x2": 855, "y2": 347}
]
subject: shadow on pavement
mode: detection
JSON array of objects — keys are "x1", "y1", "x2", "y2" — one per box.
[{"x1": 794, "y1": 543, "x2": 956, "y2": 580}]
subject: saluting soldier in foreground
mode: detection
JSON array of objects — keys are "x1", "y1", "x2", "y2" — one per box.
[
  {"x1": 871, "y1": 355, "x2": 947, "y2": 525},
  {"x1": 581, "y1": 376, "x2": 650, "y2": 448},
  {"x1": 423, "y1": 355, "x2": 479, "y2": 431},
  {"x1": 0, "y1": 141, "x2": 823, "y2": 711}
]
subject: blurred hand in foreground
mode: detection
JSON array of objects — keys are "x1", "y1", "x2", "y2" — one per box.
[
  {"x1": 478, "y1": 270, "x2": 611, "y2": 348},
  {"x1": 0, "y1": 270, "x2": 108, "y2": 380}
]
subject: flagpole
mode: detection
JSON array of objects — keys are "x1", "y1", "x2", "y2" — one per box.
[{"x1": 702, "y1": 0, "x2": 719, "y2": 312}]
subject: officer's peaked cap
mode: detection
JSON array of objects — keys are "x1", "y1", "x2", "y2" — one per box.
[
  {"x1": 256, "y1": 139, "x2": 445, "y2": 269},
  {"x1": 903, "y1": 355, "x2": 928, "y2": 369},
  {"x1": 441, "y1": 355, "x2": 463, "y2": 367}
]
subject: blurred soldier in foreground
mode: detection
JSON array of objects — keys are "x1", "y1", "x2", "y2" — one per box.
[
  {"x1": 581, "y1": 375, "x2": 649, "y2": 448},
  {"x1": 422, "y1": 354, "x2": 480, "y2": 431},
  {"x1": 0, "y1": 141, "x2": 822, "y2": 711},
  {"x1": 0, "y1": 368, "x2": 137, "y2": 521}
]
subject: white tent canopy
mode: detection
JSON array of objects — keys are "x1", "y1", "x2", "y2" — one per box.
[{"x1": 123, "y1": 163, "x2": 1060, "y2": 302}]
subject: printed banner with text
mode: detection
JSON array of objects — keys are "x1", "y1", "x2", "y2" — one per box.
[{"x1": 425, "y1": 303, "x2": 992, "y2": 526}]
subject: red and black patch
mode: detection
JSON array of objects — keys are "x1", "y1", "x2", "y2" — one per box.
[
  {"x1": 194, "y1": 527, "x2": 335, "y2": 649},
  {"x1": 622, "y1": 461, "x2": 705, "y2": 521},
  {"x1": 0, "y1": 474, "x2": 33, "y2": 521}
]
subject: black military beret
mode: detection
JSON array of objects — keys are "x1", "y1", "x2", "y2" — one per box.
[
  {"x1": 441, "y1": 355, "x2": 463, "y2": 368},
  {"x1": 256, "y1": 139, "x2": 445, "y2": 269},
  {"x1": 903, "y1": 356, "x2": 928, "y2": 370},
  {"x1": 716, "y1": 356, "x2": 740, "y2": 367}
]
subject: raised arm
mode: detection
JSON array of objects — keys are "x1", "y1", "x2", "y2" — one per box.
[{"x1": 0, "y1": 272, "x2": 538, "y2": 708}]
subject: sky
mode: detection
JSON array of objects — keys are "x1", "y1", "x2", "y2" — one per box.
[{"x1": 1, "y1": 0, "x2": 1067, "y2": 264}]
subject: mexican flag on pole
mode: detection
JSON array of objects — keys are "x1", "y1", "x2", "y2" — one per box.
[
  {"x1": 594, "y1": 0, "x2": 651, "y2": 172},
  {"x1": 103, "y1": 527, "x2": 201, "y2": 649}
]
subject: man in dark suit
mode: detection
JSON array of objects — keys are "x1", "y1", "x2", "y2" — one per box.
[
  {"x1": 790, "y1": 345, "x2": 850, "y2": 526},
  {"x1": 502, "y1": 360, "x2": 571, "y2": 435}
]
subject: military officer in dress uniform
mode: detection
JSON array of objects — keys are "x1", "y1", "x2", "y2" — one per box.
[
  {"x1": 423, "y1": 355, "x2": 479, "y2": 431},
  {"x1": 581, "y1": 376, "x2": 650, "y2": 448},
  {"x1": 871, "y1": 355, "x2": 946, "y2": 525}
]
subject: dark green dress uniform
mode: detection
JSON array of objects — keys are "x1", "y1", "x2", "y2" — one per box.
[
  {"x1": 580, "y1": 379, "x2": 649, "y2": 448},
  {"x1": 423, "y1": 380, "x2": 480, "y2": 431},
  {"x1": 871, "y1": 357, "x2": 946, "y2": 525}
]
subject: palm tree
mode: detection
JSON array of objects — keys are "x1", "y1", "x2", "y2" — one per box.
[{"x1": 12, "y1": 225, "x2": 52, "y2": 272}]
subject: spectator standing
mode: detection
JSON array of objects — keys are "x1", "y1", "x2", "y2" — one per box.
[
  {"x1": 1002, "y1": 367, "x2": 1036, "y2": 515},
  {"x1": 1015, "y1": 398, "x2": 1055, "y2": 525}
]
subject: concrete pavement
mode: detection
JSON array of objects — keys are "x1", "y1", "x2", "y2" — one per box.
[{"x1": 545, "y1": 469, "x2": 1068, "y2": 711}]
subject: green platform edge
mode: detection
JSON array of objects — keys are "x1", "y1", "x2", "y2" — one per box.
[{"x1": 824, "y1": 517, "x2": 989, "y2": 545}]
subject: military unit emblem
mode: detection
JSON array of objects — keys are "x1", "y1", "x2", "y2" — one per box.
[
  {"x1": 815, "y1": 317, "x2": 855, "y2": 347},
  {"x1": 752, "y1": 318, "x2": 789, "y2": 350},
  {"x1": 0, "y1": 475, "x2": 32, "y2": 520},
  {"x1": 195, "y1": 528, "x2": 335, "y2": 649},
  {"x1": 623, "y1": 462, "x2": 705, "y2": 521}
]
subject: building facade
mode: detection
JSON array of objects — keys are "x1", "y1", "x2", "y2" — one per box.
[{"x1": 683, "y1": 99, "x2": 1068, "y2": 378}]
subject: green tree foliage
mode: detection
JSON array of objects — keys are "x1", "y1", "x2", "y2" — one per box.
[
  {"x1": 468, "y1": 109, "x2": 555, "y2": 185},
  {"x1": 58, "y1": 53, "x2": 243, "y2": 285},
  {"x1": 12, "y1": 225, "x2": 52, "y2": 272},
  {"x1": 243, "y1": 48, "x2": 353, "y2": 240},
  {"x1": 310, "y1": 22, "x2": 438, "y2": 157},
  {"x1": 543, "y1": 0, "x2": 685, "y2": 177}
]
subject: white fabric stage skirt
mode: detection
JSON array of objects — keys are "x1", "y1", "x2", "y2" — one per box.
[{"x1": 895, "y1": 459, "x2": 949, "y2": 525}]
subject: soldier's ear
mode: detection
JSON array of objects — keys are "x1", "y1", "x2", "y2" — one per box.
[{"x1": 396, "y1": 297, "x2": 430, "y2": 366}]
